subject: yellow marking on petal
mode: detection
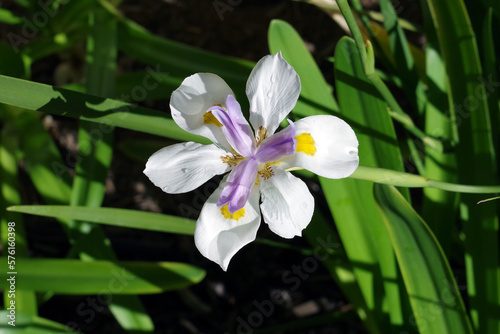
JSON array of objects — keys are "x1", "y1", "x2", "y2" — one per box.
[
  {"x1": 221, "y1": 154, "x2": 245, "y2": 167},
  {"x1": 220, "y1": 204, "x2": 245, "y2": 220},
  {"x1": 295, "y1": 132, "x2": 316, "y2": 156},
  {"x1": 204, "y1": 110, "x2": 222, "y2": 127}
]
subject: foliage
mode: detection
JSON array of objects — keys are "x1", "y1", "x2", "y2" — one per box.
[{"x1": 0, "y1": 0, "x2": 498, "y2": 333}]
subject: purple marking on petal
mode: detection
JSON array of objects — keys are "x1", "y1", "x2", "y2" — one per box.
[
  {"x1": 255, "y1": 120, "x2": 297, "y2": 163},
  {"x1": 210, "y1": 95, "x2": 255, "y2": 157},
  {"x1": 218, "y1": 158, "x2": 259, "y2": 213}
]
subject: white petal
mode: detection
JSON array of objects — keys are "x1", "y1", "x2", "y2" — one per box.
[
  {"x1": 281, "y1": 115, "x2": 359, "y2": 179},
  {"x1": 170, "y1": 73, "x2": 233, "y2": 148},
  {"x1": 144, "y1": 142, "x2": 230, "y2": 194},
  {"x1": 246, "y1": 52, "x2": 301, "y2": 136},
  {"x1": 260, "y1": 168, "x2": 314, "y2": 239},
  {"x1": 194, "y1": 184, "x2": 261, "y2": 271}
]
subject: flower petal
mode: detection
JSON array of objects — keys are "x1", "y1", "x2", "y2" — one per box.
[
  {"x1": 260, "y1": 167, "x2": 314, "y2": 239},
  {"x1": 144, "y1": 142, "x2": 230, "y2": 194},
  {"x1": 218, "y1": 158, "x2": 258, "y2": 213},
  {"x1": 246, "y1": 52, "x2": 301, "y2": 136},
  {"x1": 170, "y1": 73, "x2": 233, "y2": 149},
  {"x1": 281, "y1": 115, "x2": 359, "y2": 179},
  {"x1": 210, "y1": 95, "x2": 255, "y2": 157},
  {"x1": 195, "y1": 183, "x2": 261, "y2": 271},
  {"x1": 255, "y1": 120, "x2": 296, "y2": 163}
]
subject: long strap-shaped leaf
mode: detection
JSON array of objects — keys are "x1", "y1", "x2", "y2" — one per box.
[
  {"x1": 70, "y1": 8, "x2": 155, "y2": 332},
  {"x1": 419, "y1": 0, "x2": 458, "y2": 256},
  {"x1": 334, "y1": 36, "x2": 410, "y2": 333},
  {"x1": 0, "y1": 122, "x2": 37, "y2": 315},
  {"x1": 0, "y1": 74, "x2": 209, "y2": 144},
  {"x1": 8, "y1": 205, "x2": 196, "y2": 235},
  {"x1": 268, "y1": 20, "x2": 383, "y2": 334},
  {"x1": 426, "y1": 1, "x2": 500, "y2": 332},
  {"x1": 374, "y1": 184, "x2": 473, "y2": 334},
  {"x1": 0, "y1": 258, "x2": 205, "y2": 294}
]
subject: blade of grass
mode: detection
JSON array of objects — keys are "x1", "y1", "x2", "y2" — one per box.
[
  {"x1": 0, "y1": 8, "x2": 22, "y2": 24},
  {"x1": 0, "y1": 74, "x2": 209, "y2": 143},
  {"x1": 8, "y1": 205, "x2": 196, "y2": 235},
  {"x1": 16, "y1": 111, "x2": 72, "y2": 205},
  {"x1": 270, "y1": 20, "x2": 408, "y2": 333},
  {"x1": 71, "y1": 8, "x2": 154, "y2": 332},
  {"x1": 333, "y1": 36, "x2": 410, "y2": 333},
  {"x1": 374, "y1": 184, "x2": 473, "y2": 334},
  {"x1": 379, "y1": 0, "x2": 422, "y2": 114},
  {"x1": 0, "y1": 311, "x2": 72, "y2": 332},
  {"x1": 426, "y1": 1, "x2": 500, "y2": 332},
  {"x1": 480, "y1": 8, "x2": 499, "y2": 168},
  {"x1": 0, "y1": 122, "x2": 38, "y2": 315},
  {"x1": 0, "y1": 42, "x2": 27, "y2": 78},
  {"x1": 0, "y1": 258, "x2": 206, "y2": 294},
  {"x1": 268, "y1": 21, "x2": 382, "y2": 334},
  {"x1": 114, "y1": 14, "x2": 253, "y2": 107},
  {"x1": 419, "y1": 0, "x2": 458, "y2": 256}
]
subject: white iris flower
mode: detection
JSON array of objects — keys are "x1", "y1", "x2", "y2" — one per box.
[{"x1": 144, "y1": 52, "x2": 359, "y2": 270}]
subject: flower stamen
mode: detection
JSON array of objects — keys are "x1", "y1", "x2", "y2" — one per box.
[
  {"x1": 255, "y1": 126, "x2": 268, "y2": 147},
  {"x1": 258, "y1": 163, "x2": 275, "y2": 180},
  {"x1": 221, "y1": 154, "x2": 245, "y2": 167}
]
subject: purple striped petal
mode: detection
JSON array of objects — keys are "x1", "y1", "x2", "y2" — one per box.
[
  {"x1": 255, "y1": 120, "x2": 297, "y2": 163},
  {"x1": 218, "y1": 158, "x2": 259, "y2": 213},
  {"x1": 209, "y1": 95, "x2": 255, "y2": 157}
]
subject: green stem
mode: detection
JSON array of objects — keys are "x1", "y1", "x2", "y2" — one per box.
[
  {"x1": 350, "y1": 166, "x2": 500, "y2": 193},
  {"x1": 336, "y1": 0, "x2": 366, "y2": 65},
  {"x1": 336, "y1": 0, "x2": 442, "y2": 151}
]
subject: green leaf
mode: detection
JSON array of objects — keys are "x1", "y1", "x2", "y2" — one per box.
[
  {"x1": 379, "y1": 0, "x2": 422, "y2": 114},
  {"x1": 0, "y1": 42, "x2": 26, "y2": 78},
  {"x1": 426, "y1": 0, "x2": 500, "y2": 332},
  {"x1": 0, "y1": 258, "x2": 205, "y2": 294},
  {"x1": 0, "y1": 74, "x2": 209, "y2": 143},
  {"x1": 0, "y1": 311, "x2": 71, "y2": 332},
  {"x1": 269, "y1": 20, "x2": 407, "y2": 334},
  {"x1": 0, "y1": 8, "x2": 22, "y2": 24},
  {"x1": 419, "y1": 0, "x2": 458, "y2": 256},
  {"x1": 333, "y1": 36, "x2": 411, "y2": 333},
  {"x1": 0, "y1": 123, "x2": 38, "y2": 315},
  {"x1": 16, "y1": 111, "x2": 72, "y2": 205},
  {"x1": 116, "y1": 17, "x2": 253, "y2": 106},
  {"x1": 268, "y1": 19, "x2": 339, "y2": 116},
  {"x1": 8, "y1": 205, "x2": 196, "y2": 235},
  {"x1": 72, "y1": 8, "x2": 155, "y2": 332},
  {"x1": 374, "y1": 184, "x2": 473, "y2": 334},
  {"x1": 117, "y1": 139, "x2": 170, "y2": 163}
]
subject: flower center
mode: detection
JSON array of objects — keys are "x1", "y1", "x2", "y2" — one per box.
[{"x1": 211, "y1": 95, "x2": 299, "y2": 214}]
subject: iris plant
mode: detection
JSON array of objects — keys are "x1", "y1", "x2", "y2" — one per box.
[{"x1": 144, "y1": 52, "x2": 359, "y2": 270}]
